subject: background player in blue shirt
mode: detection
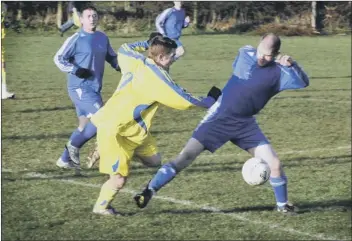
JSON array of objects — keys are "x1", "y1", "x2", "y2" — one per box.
[
  {"x1": 156, "y1": 1, "x2": 190, "y2": 61},
  {"x1": 53, "y1": 5, "x2": 118, "y2": 169},
  {"x1": 134, "y1": 33, "x2": 310, "y2": 214}
]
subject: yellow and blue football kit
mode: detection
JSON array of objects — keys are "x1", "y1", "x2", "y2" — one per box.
[{"x1": 91, "y1": 40, "x2": 212, "y2": 177}]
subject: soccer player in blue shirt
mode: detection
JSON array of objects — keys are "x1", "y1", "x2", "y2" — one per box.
[
  {"x1": 156, "y1": 1, "x2": 190, "y2": 61},
  {"x1": 134, "y1": 33, "x2": 310, "y2": 214},
  {"x1": 53, "y1": 5, "x2": 119, "y2": 169}
]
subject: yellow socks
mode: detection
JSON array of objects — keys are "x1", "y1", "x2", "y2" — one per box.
[{"x1": 95, "y1": 181, "x2": 119, "y2": 210}]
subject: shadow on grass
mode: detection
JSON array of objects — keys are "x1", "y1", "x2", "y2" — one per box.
[
  {"x1": 2, "y1": 133, "x2": 72, "y2": 140},
  {"x1": 1, "y1": 128, "x2": 192, "y2": 141},
  {"x1": 310, "y1": 76, "x2": 351, "y2": 80},
  {"x1": 15, "y1": 106, "x2": 74, "y2": 113},
  {"x1": 158, "y1": 198, "x2": 351, "y2": 215},
  {"x1": 2, "y1": 154, "x2": 350, "y2": 181},
  {"x1": 129, "y1": 154, "x2": 352, "y2": 176},
  {"x1": 298, "y1": 89, "x2": 351, "y2": 93}
]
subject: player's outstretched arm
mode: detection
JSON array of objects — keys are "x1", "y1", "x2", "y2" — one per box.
[
  {"x1": 277, "y1": 55, "x2": 310, "y2": 91},
  {"x1": 149, "y1": 70, "x2": 220, "y2": 110}
]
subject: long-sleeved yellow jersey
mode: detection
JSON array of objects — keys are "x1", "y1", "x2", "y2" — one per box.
[{"x1": 91, "y1": 40, "x2": 209, "y2": 143}]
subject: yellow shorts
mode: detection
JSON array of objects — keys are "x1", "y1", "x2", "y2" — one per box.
[{"x1": 96, "y1": 128, "x2": 158, "y2": 177}]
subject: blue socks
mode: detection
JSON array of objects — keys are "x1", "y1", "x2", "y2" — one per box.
[
  {"x1": 147, "y1": 162, "x2": 288, "y2": 206},
  {"x1": 71, "y1": 122, "x2": 97, "y2": 148},
  {"x1": 60, "y1": 122, "x2": 97, "y2": 162},
  {"x1": 148, "y1": 163, "x2": 177, "y2": 192},
  {"x1": 270, "y1": 175, "x2": 288, "y2": 206}
]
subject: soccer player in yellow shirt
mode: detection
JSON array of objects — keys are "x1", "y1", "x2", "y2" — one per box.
[
  {"x1": 58, "y1": 1, "x2": 81, "y2": 37},
  {"x1": 66, "y1": 34, "x2": 221, "y2": 215}
]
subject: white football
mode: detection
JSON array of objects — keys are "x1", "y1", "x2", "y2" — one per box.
[{"x1": 242, "y1": 157, "x2": 271, "y2": 186}]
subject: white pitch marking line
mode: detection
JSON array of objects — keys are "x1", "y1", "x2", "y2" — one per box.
[
  {"x1": 2, "y1": 168, "x2": 344, "y2": 241},
  {"x1": 7, "y1": 145, "x2": 350, "y2": 165},
  {"x1": 2, "y1": 145, "x2": 350, "y2": 240}
]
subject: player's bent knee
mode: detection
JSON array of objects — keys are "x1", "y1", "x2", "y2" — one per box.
[
  {"x1": 78, "y1": 116, "x2": 90, "y2": 131},
  {"x1": 139, "y1": 153, "x2": 162, "y2": 168},
  {"x1": 146, "y1": 157, "x2": 162, "y2": 168},
  {"x1": 109, "y1": 174, "x2": 126, "y2": 190},
  {"x1": 268, "y1": 157, "x2": 282, "y2": 176},
  {"x1": 148, "y1": 157, "x2": 162, "y2": 167}
]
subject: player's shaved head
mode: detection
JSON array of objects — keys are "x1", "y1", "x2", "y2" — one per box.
[
  {"x1": 260, "y1": 33, "x2": 281, "y2": 55},
  {"x1": 174, "y1": 1, "x2": 182, "y2": 7},
  {"x1": 256, "y1": 33, "x2": 281, "y2": 66}
]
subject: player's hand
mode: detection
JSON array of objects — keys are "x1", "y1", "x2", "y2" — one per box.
[
  {"x1": 276, "y1": 55, "x2": 294, "y2": 67},
  {"x1": 75, "y1": 68, "x2": 92, "y2": 79},
  {"x1": 185, "y1": 16, "x2": 191, "y2": 24},
  {"x1": 207, "y1": 86, "x2": 222, "y2": 101}
]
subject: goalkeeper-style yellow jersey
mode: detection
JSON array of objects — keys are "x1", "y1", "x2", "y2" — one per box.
[{"x1": 91, "y1": 40, "x2": 207, "y2": 144}]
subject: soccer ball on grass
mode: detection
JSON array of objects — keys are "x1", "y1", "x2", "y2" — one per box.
[{"x1": 242, "y1": 157, "x2": 271, "y2": 186}]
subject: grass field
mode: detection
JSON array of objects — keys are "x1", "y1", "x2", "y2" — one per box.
[{"x1": 1, "y1": 34, "x2": 351, "y2": 240}]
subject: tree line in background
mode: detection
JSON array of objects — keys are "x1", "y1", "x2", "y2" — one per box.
[{"x1": 3, "y1": 1, "x2": 352, "y2": 36}]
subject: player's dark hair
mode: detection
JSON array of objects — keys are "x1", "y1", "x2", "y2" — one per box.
[
  {"x1": 81, "y1": 5, "x2": 98, "y2": 13},
  {"x1": 148, "y1": 32, "x2": 163, "y2": 44},
  {"x1": 150, "y1": 36, "x2": 177, "y2": 50},
  {"x1": 261, "y1": 33, "x2": 281, "y2": 54},
  {"x1": 148, "y1": 35, "x2": 177, "y2": 60}
]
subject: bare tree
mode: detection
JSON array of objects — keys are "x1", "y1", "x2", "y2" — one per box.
[
  {"x1": 56, "y1": 1, "x2": 63, "y2": 28},
  {"x1": 193, "y1": 2, "x2": 198, "y2": 26},
  {"x1": 311, "y1": 1, "x2": 318, "y2": 31}
]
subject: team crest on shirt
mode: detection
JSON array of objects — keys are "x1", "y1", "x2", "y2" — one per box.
[
  {"x1": 75, "y1": 88, "x2": 82, "y2": 100},
  {"x1": 94, "y1": 102, "x2": 101, "y2": 110}
]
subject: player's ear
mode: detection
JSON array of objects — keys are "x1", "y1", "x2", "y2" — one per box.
[{"x1": 156, "y1": 53, "x2": 163, "y2": 63}]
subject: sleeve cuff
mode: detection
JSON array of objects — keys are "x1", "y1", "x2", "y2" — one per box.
[{"x1": 71, "y1": 66, "x2": 79, "y2": 75}]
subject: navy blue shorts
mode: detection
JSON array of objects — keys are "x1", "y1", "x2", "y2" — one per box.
[
  {"x1": 192, "y1": 112, "x2": 269, "y2": 153},
  {"x1": 68, "y1": 88, "x2": 103, "y2": 118}
]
